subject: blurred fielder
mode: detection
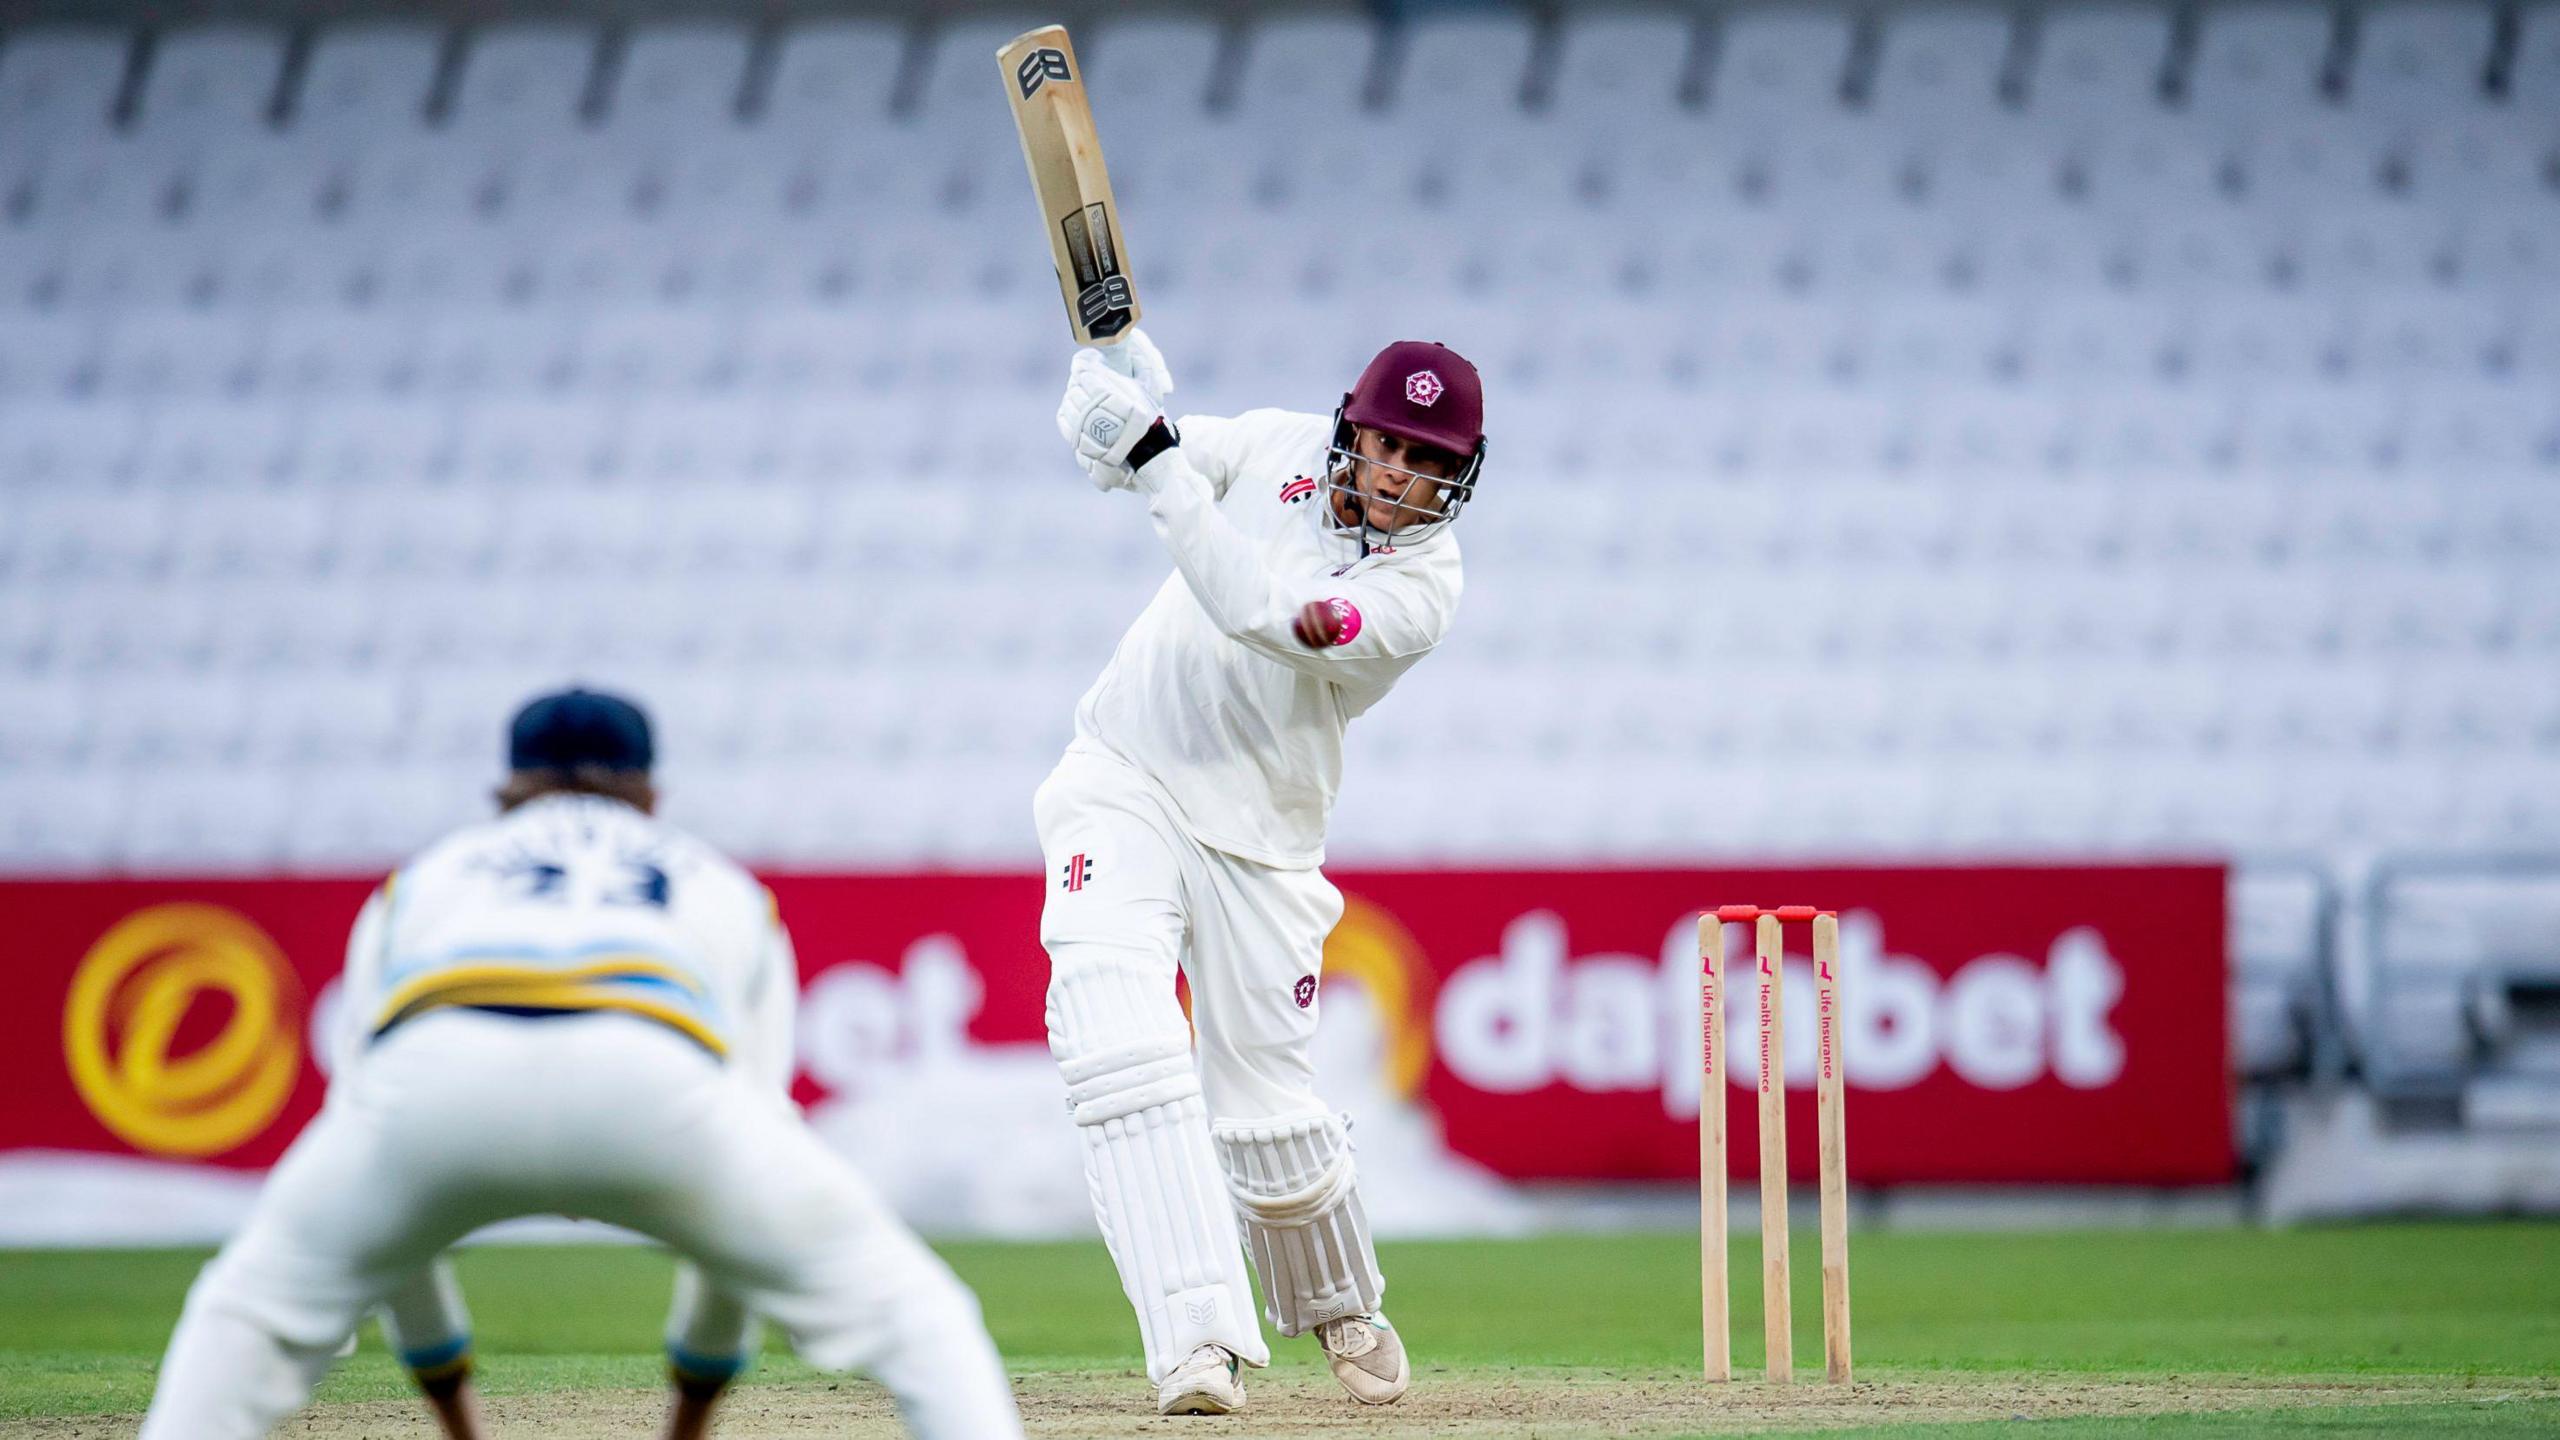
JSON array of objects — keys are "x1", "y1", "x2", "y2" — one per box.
[
  {"x1": 141, "y1": 689, "x2": 1023, "y2": 1440},
  {"x1": 1044, "y1": 331, "x2": 1486, "y2": 1413}
]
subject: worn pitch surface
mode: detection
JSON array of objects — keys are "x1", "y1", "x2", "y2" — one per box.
[{"x1": 4, "y1": 1226, "x2": 2556, "y2": 1437}]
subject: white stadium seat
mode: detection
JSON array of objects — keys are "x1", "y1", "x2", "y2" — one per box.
[
  {"x1": 2349, "y1": 0, "x2": 2497, "y2": 128},
  {"x1": 608, "y1": 22, "x2": 752, "y2": 140},
  {"x1": 279, "y1": 763, "x2": 480, "y2": 869},
  {"x1": 1711, "y1": 6, "x2": 1858, "y2": 131},
  {"x1": 447, "y1": 23, "x2": 593, "y2": 135},
  {"x1": 0, "y1": 26, "x2": 127, "y2": 141},
  {"x1": 2032, "y1": 4, "x2": 2172, "y2": 118},
  {"x1": 0, "y1": 675, "x2": 91, "y2": 768},
  {"x1": 763, "y1": 19, "x2": 906, "y2": 134},
  {"x1": 2514, "y1": 3, "x2": 2560, "y2": 114},
  {"x1": 1551, "y1": 11, "x2": 1697, "y2": 119},
  {"x1": 293, "y1": 23, "x2": 442, "y2": 136},
  {"x1": 134, "y1": 24, "x2": 287, "y2": 142},
  {"x1": 0, "y1": 771, "x2": 127, "y2": 869},
  {"x1": 1868, "y1": 5, "x2": 2014, "y2": 131},
  {"x1": 1230, "y1": 14, "x2": 1380, "y2": 125},
  {"x1": 0, "y1": 1, "x2": 2552, "y2": 892},
  {"x1": 2186, "y1": 2, "x2": 2335, "y2": 125},
  {"x1": 1394, "y1": 13, "x2": 1537, "y2": 116}
]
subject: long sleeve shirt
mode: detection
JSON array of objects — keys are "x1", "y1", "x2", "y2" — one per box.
[{"x1": 1067, "y1": 408, "x2": 1464, "y2": 868}]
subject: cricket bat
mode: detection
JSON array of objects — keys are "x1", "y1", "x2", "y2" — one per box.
[{"x1": 998, "y1": 25, "x2": 1140, "y2": 344}]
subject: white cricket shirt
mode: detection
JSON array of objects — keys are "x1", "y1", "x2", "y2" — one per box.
[
  {"x1": 1066, "y1": 408, "x2": 1465, "y2": 868},
  {"x1": 338, "y1": 794, "x2": 797, "y2": 1089}
]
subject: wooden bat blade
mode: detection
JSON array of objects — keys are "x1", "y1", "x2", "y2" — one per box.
[{"x1": 998, "y1": 24, "x2": 1141, "y2": 345}]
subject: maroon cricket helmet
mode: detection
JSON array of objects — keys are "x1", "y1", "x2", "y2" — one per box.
[
  {"x1": 1340, "y1": 339, "x2": 1485, "y2": 459},
  {"x1": 1325, "y1": 339, "x2": 1487, "y2": 543}
]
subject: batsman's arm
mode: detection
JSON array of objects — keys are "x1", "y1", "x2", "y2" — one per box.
[
  {"x1": 1131, "y1": 445, "x2": 1455, "y2": 677},
  {"x1": 1163, "y1": 410, "x2": 1294, "y2": 503}
]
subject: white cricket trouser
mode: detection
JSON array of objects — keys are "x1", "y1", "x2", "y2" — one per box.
[
  {"x1": 140, "y1": 1009, "x2": 1022, "y2": 1440},
  {"x1": 1036, "y1": 747, "x2": 1384, "y2": 1382}
]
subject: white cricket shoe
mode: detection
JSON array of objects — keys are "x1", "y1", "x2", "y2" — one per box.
[
  {"x1": 1317, "y1": 1312, "x2": 1409, "y2": 1405},
  {"x1": 1156, "y1": 1343, "x2": 1246, "y2": 1415}
]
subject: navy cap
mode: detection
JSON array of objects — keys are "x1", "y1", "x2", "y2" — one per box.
[{"x1": 508, "y1": 688, "x2": 653, "y2": 774}]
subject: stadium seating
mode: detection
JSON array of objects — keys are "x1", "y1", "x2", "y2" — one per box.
[
  {"x1": 0, "y1": 1, "x2": 2552, "y2": 906},
  {"x1": 2361, "y1": 859, "x2": 2560, "y2": 1125}
]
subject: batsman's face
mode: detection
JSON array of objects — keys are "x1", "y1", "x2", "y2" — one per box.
[{"x1": 1338, "y1": 426, "x2": 1456, "y2": 532}]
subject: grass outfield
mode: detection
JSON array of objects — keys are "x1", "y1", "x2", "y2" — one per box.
[{"x1": 2, "y1": 1224, "x2": 2555, "y2": 1436}]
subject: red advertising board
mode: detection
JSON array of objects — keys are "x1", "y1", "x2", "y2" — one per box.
[
  {"x1": 1339, "y1": 866, "x2": 2231, "y2": 1185},
  {"x1": 0, "y1": 863, "x2": 2228, "y2": 1188}
]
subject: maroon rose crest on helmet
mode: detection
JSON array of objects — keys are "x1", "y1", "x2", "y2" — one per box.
[{"x1": 1343, "y1": 340, "x2": 1483, "y2": 458}]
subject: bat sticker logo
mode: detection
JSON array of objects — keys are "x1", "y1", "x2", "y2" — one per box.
[{"x1": 1016, "y1": 48, "x2": 1072, "y2": 98}]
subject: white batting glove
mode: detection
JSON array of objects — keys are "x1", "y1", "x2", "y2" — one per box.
[
  {"x1": 1093, "y1": 327, "x2": 1175, "y2": 404},
  {"x1": 1076, "y1": 453, "x2": 1137, "y2": 493},
  {"x1": 1056, "y1": 347, "x2": 1164, "y2": 475}
]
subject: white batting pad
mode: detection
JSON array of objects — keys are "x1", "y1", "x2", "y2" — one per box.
[
  {"x1": 1212, "y1": 1110, "x2": 1385, "y2": 1335},
  {"x1": 1048, "y1": 955, "x2": 1268, "y2": 1379}
]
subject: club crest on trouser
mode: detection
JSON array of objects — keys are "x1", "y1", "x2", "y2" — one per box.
[
  {"x1": 1293, "y1": 975, "x2": 1318, "y2": 1009},
  {"x1": 1060, "y1": 853, "x2": 1094, "y2": 891}
]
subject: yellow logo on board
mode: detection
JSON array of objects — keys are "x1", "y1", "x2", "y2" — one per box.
[{"x1": 62, "y1": 904, "x2": 303, "y2": 1158}]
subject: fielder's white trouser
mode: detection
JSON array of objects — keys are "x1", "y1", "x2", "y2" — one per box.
[
  {"x1": 1036, "y1": 749, "x2": 1385, "y2": 1383},
  {"x1": 140, "y1": 1009, "x2": 1022, "y2": 1440}
]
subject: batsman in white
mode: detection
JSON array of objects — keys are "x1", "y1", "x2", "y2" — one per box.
[
  {"x1": 140, "y1": 689, "x2": 1024, "y2": 1440},
  {"x1": 1044, "y1": 331, "x2": 1486, "y2": 1415}
]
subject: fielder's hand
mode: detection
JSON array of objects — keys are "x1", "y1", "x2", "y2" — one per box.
[{"x1": 1056, "y1": 348, "x2": 1164, "y2": 485}]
